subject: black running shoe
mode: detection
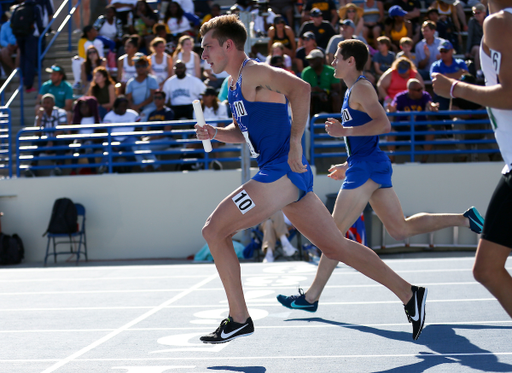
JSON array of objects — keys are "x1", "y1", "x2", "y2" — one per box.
[
  {"x1": 200, "y1": 317, "x2": 254, "y2": 344},
  {"x1": 404, "y1": 286, "x2": 428, "y2": 340}
]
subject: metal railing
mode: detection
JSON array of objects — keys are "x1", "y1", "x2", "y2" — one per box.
[
  {"x1": 15, "y1": 119, "x2": 244, "y2": 176},
  {"x1": 38, "y1": 0, "x2": 79, "y2": 89},
  {"x1": 0, "y1": 68, "x2": 24, "y2": 178},
  {"x1": 309, "y1": 110, "x2": 498, "y2": 166}
]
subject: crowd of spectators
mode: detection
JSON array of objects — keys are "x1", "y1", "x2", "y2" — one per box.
[{"x1": 15, "y1": 0, "x2": 488, "y2": 174}]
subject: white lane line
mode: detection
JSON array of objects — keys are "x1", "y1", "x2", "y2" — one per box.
[
  {"x1": 0, "y1": 281, "x2": 485, "y2": 296},
  {"x1": 0, "y1": 275, "x2": 214, "y2": 283},
  {"x1": 40, "y1": 273, "x2": 218, "y2": 373},
  {"x1": 0, "y1": 297, "x2": 500, "y2": 312},
  {"x1": 1, "y1": 320, "x2": 511, "y2": 334},
  {"x1": 3, "y1": 351, "x2": 512, "y2": 363}
]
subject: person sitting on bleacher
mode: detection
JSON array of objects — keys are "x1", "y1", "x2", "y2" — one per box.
[
  {"x1": 298, "y1": 8, "x2": 336, "y2": 50},
  {"x1": 80, "y1": 46, "x2": 107, "y2": 95},
  {"x1": 266, "y1": 15, "x2": 296, "y2": 57},
  {"x1": 384, "y1": 5, "x2": 412, "y2": 52},
  {"x1": 415, "y1": 20, "x2": 446, "y2": 81},
  {"x1": 465, "y1": 3, "x2": 486, "y2": 78},
  {"x1": 116, "y1": 35, "x2": 140, "y2": 94},
  {"x1": 338, "y1": 3, "x2": 364, "y2": 38},
  {"x1": 429, "y1": 0, "x2": 464, "y2": 50},
  {"x1": 429, "y1": 40, "x2": 468, "y2": 110},
  {"x1": 162, "y1": 60, "x2": 206, "y2": 119},
  {"x1": 72, "y1": 25, "x2": 108, "y2": 91},
  {"x1": 251, "y1": 2, "x2": 276, "y2": 37},
  {"x1": 125, "y1": 53, "x2": 159, "y2": 122},
  {"x1": 265, "y1": 42, "x2": 293, "y2": 70},
  {"x1": 127, "y1": 0, "x2": 159, "y2": 52},
  {"x1": 301, "y1": 0, "x2": 338, "y2": 27},
  {"x1": 294, "y1": 31, "x2": 323, "y2": 74},
  {"x1": 93, "y1": 5, "x2": 124, "y2": 48},
  {"x1": 149, "y1": 37, "x2": 173, "y2": 89},
  {"x1": 37, "y1": 65, "x2": 74, "y2": 123},
  {"x1": 109, "y1": 0, "x2": 138, "y2": 27},
  {"x1": 86, "y1": 66, "x2": 116, "y2": 120},
  {"x1": 172, "y1": 34, "x2": 201, "y2": 77},
  {"x1": 26, "y1": 93, "x2": 69, "y2": 177},
  {"x1": 164, "y1": 1, "x2": 192, "y2": 40},
  {"x1": 377, "y1": 57, "x2": 424, "y2": 107},
  {"x1": 390, "y1": 0, "x2": 422, "y2": 44},
  {"x1": 396, "y1": 36, "x2": 418, "y2": 67},
  {"x1": 133, "y1": 89, "x2": 175, "y2": 172},
  {"x1": 260, "y1": 210, "x2": 297, "y2": 263}
]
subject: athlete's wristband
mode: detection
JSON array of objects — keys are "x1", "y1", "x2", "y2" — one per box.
[
  {"x1": 450, "y1": 80, "x2": 459, "y2": 98},
  {"x1": 212, "y1": 127, "x2": 218, "y2": 140}
]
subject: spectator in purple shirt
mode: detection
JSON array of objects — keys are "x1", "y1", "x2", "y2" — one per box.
[{"x1": 386, "y1": 78, "x2": 439, "y2": 163}]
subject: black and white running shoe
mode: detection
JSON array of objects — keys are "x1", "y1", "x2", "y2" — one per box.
[
  {"x1": 404, "y1": 286, "x2": 428, "y2": 340},
  {"x1": 200, "y1": 316, "x2": 254, "y2": 344}
]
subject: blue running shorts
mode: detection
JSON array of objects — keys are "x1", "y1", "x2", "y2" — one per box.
[
  {"x1": 342, "y1": 158, "x2": 393, "y2": 190},
  {"x1": 253, "y1": 155, "x2": 314, "y2": 201}
]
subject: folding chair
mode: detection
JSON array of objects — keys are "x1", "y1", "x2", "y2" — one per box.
[{"x1": 44, "y1": 203, "x2": 87, "y2": 266}]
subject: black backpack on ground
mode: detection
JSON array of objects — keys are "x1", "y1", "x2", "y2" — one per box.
[
  {"x1": 11, "y1": 2, "x2": 36, "y2": 38},
  {"x1": 44, "y1": 198, "x2": 78, "y2": 236},
  {"x1": 0, "y1": 233, "x2": 25, "y2": 265}
]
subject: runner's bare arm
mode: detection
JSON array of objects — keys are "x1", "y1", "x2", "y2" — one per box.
[
  {"x1": 325, "y1": 80, "x2": 391, "y2": 137},
  {"x1": 432, "y1": 12, "x2": 512, "y2": 109},
  {"x1": 195, "y1": 120, "x2": 245, "y2": 144}
]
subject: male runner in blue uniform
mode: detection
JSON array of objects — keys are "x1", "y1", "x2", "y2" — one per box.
[
  {"x1": 196, "y1": 15, "x2": 429, "y2": 344},
  {"x1": 432, "y1": 0, "x2": 512, "y2": 318},
  {"x1": 277, "y1": 40, "x2": 485, "y2": 337}
]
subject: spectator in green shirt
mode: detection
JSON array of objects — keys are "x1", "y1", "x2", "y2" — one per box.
[
  {"x1": 37, "y1": 65, "x2": 74, "y2": 122},
  {"x1": 301, "y1": 48, "x2": 341, "y2": 115}
]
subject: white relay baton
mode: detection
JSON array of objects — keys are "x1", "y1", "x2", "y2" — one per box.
[{"x1": 192, "y1": 100, "x2": 213, "y2": 153}]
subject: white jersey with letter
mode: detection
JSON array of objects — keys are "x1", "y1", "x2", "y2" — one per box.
[{"x1": 480, "y1": 8, "x2": 512, "y2": 174}]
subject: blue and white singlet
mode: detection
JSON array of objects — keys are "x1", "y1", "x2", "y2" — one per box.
[
  {"x1": 340, "y1": 75, "x2": 392, "y2": 189},
  {"x1": 228, "y1": 59, "x2": 313, "y2": 198}
]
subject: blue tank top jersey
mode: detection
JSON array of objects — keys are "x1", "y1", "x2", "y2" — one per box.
[
  {"x1": 228, "y1": 59, "x2": 313, "y2": 198},
  {"x1": 341, "y1": 75, "x2": 388, "y2": 162}
]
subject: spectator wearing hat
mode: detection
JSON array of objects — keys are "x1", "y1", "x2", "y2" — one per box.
[
  {"x1": 37, "y1": 65, "x2": 74, "y2": 122},
  {"x1": 466, "y1": 3, "x2": 486, "y2": 76},
  {"x1": 267, "y1": 15, "x2": 296, "y2": 58},
  {"x1": 326, "y1": 19, "x2": 367, "y2": 65},
  {"x1": 126, "y1": 53, "x2": 159, "y2": 122},
  {"x1": 377, "y1": 56, "x2": 424, "y2": 106},
  {"x1": 390, "y1": 0, "x2": 421, "y2": 43},
  {"x1": 415, "y1": 20, "x2": 446, "y2": 81},
  {"x1": 362, "y1": 0, "x2": 384, "y2": 48},
  {"x1": 302, "y1": 0, "x2": 338, "y2": 26},
  {"x1": 338, "y1": 3, "x2": 364, "y2": 37},
  {"x1": 301, "y1": 48, "x2": 341, "y2": 115},
  {"x1": 162, "y1": 60, "x2": 206, "y2": 120},
  {"x1": 384, "y1": 5, "x2": 412, "y2": 52},
  {"x1": 298, "y1": 8, "x2": 336, "y2": 50},
  {"x1": 294, "y1": 31, "x2": 323, "y2": 74},
  {"x1": 10, "y1": 0, "x2": 44, "y2": 93},
  {"x1": 0, "y1": 9, "x2": 19, "y2": 76},
  {"x1": 430, "y1": 39, "x2": 468, "y2": 110},
  {"x1": 372, "y1": 35, "x2": 395, "y2": 78},
  {"x1": 268, "y1": 0, "x2": 294, "y2": 29}
]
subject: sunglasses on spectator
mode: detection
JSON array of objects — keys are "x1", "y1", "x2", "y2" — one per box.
[
  {"x1": 347, "y1": 9, "x2": 356, "y2": 13},
  {"x1": 135, "y1": 63, "x2": 148, "y2": 68},
  {"x1": 154, "y1": 95, "x2": 165, "y2": 99},
  {"x1": 439, "y1": 49, "x2": 449, "y2": 53},
  {"x1": 409, "y1": 87, "x2": 423, "y2": 92},
  {"x1": 473, "y1": 10, "x2": 482, "y2": 14}
]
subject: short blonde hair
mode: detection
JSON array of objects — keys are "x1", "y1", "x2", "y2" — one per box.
[{"x1": 399, "y1": 37, "x2": 413, "y2": 46}]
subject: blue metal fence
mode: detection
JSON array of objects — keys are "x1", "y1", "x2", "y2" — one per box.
[
  {"x1": 9, "y1": 110, "x2": 502, "y2": 177},
  {"x1": 309, "y1": 110, "x2": 497, "y2": 166}
]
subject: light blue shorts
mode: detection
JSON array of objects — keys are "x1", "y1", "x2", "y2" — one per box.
[
  {"x1": 342, "y1": 158, "x2": 393, "y2": 190},
  {"x1": 253, "y1": 155, "x2": 314, "y2": 201}
]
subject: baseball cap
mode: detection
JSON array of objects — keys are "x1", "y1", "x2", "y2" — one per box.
[
  {"x1": 310, "y1": 7, "x2": 322, "y2": 17},
  {"x1": 397, "y1": 60, "x2": 411, "y2": 74},
  {"x1": 45, "y1": 65, "x2": 67, "y2": 79},
  {"x1": 132, "y1": 52, "x2": 149, "y2": 63},
  {"x1": 438, "y1": 40, "x2": 453, "y2": 51},
  {"x1": 306, "y1": 49, "x2": 324, "y2": 59},
  {"x1": 389, "y1": 5, "x2": 408, "y2": 17},
  {"x1": 341, "y1": 19, "x2": 356, "y2": 29},
  {"x1": 302, "y1": 31, "x2": 316, "y2": 40}
]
